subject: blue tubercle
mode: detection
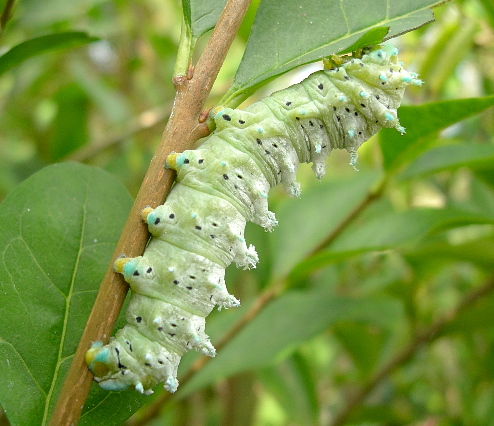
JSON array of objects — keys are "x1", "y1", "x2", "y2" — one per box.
[
  {"x1": 94, "y1": 346, "x2": 111, "y2": 363},
  {"x1": 90, "y1": 340, "x2": 104, "y2": 349},
  {"x1": 123, "y1": 259, "x2": 138, "y2": 279},
  {"x1": 384, "y1": 112, "x2": 394, "y2": 122},
  {"x1": 147, "y1": 211, "x2": 157, "y2": 225},
  {"x1": 175, "y1": 153, "x2": 187, "y2": 167},
  {"x1": 214, "y1": 109, "x2": 226, "y2": 120}
]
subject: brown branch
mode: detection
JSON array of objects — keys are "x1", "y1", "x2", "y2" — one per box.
[
  {"x1": 330, "y1": 278, "x2": 494, "y2": 426},
  {"x1": 49, "y1": 0, "x2": 252, "y2": 424}
]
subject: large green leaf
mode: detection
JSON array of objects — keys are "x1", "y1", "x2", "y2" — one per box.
[
  {"x1": 379, "y1": 96, "x2": 494, "y2": 172},
  {"x1": 16, "y1": 0, "x2": 106, "y2": 27},
  {"x1": 221, "y1": 0, "x2": 445, "y2": 105},
  {"x1": 259, "y1": 354, "x2": 319, "y2": 424},
  {"x1": 0, "y1": 32, "x2": 99, "y2": 77},
  {"x1": 294, "y1": 207, "x2": 494, "y2": 279},
  {"x1": 0, "y1": 163, "x2": 140, "y2": 425},
  {"x1": 399, "y1": 144, "x2": 494, "y2": 180},
  {"x1": 182, "y1": 0, "x2": 229, "y2": 39}
]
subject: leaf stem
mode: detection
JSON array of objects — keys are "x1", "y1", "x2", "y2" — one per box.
[
  {"x1": 173, "y1": 16, "x2": 196, "y2": 78},
  {"x1": 49, "y1": 0, "x2": 252, "y2": 424}
]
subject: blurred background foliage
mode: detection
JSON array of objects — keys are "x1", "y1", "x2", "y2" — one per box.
[{"x1": 1, "y1": 0, "x2": 494, "y2": 425}]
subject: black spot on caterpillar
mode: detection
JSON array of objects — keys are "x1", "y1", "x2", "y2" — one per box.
[{"x1": 85, "y1": 45, "x2": 422, "y2": 395}]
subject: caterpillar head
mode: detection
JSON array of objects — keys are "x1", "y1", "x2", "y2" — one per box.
[
  {"x1": 85, "y1": 341, "x2": 150, "y2": 393},
  {"x1": 85, "y1": 340, "x2": 168, "y2": 395}
]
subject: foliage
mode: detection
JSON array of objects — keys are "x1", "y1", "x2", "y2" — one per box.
[{"x1": 1, "y1": 0, "x2": 494, "y2": 425}]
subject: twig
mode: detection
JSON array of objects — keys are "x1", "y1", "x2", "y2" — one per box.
[
  {"x1": 49, "y1": 0, "x2": 252, "y2": 424},
  {"x1": 330, "y1": 278, "x2": 494, "y2": 426},
  {"x1": 0, "y1": 407, "x2": 11, "y2": 426},
  {"x1": 0, "y1": 0, "x2": 16, "y2": 37}
]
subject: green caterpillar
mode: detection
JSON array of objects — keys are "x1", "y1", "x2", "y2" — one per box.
[{"x1": 86, "y1": 44, "x2": 422, "y2": 395}]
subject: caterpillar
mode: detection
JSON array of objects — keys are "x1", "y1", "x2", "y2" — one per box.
[{"x1": 85, "y1": 44, "x2": 422, "y2": 395}]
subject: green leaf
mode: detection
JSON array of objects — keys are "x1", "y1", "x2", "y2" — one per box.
[
  {"x1": 295, "y1": 208, "x2": 494, "y2": 279},
  {"x1": 220, "y1": 0, "x2": 444, "y2": 106},
  {"x1": 179, "y1": 289, "x2": 404, "y2": 396},
  {"x1": 16, "y1": 0, "x2": 107, "y2": 27},
  {"x1": 0, "y1": 32, "x2": 99, "y2": 77},
  {"x1": 441, "y1": 291, "x2": 494, "y2": 336},
  {"x1": 404, "y1": 235, "x2": 494, "y2": 271},
  {"x1": 184, "y1": 0, "x2": 229, "y2": 39},
  {"x1": 399, "y1": 144, "x2": 494, "y2": 180},
  {"x1": 72, "y1": 61, "x2": 131, "y2": 123},
  {"x1": 379, "y1": 96, "x2": 494, "y2": 172},
  {"x1": 0, "y1": 163, "x2": 140, "y2": 425},
  {"x1": 333, "y1": 321, "x2": 386, "y2": 378},
  {"x1": 271, "y1": 170, "x2": 381, "y2": 279},
  {"x1": 49, "y1": 83, "x2": 89, "y2": 160},
  {"x1": 259, "y1": 354, "x2": 319, "y2": 424},
  {"x1": 347, "y1": 404, "x2": 404, "y2": 423},
  {"x1": 337, "y1": 27, "x2": 390, "y2": 55}
]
